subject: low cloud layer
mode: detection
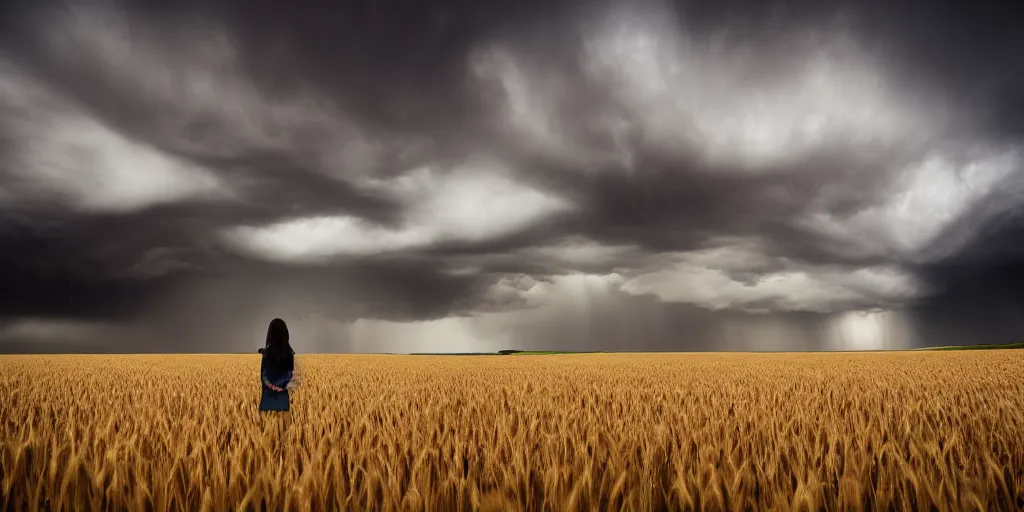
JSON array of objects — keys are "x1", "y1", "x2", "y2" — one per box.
[{"x1": 1, "y1": 0, "x2": 1023, "y2": 352}]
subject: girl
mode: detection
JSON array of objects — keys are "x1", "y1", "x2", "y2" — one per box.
[{"x1": 259, "y1": 318, "x2": 297, "y2": 413}]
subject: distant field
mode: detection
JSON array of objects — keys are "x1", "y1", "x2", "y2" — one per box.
[
  {"x1": 2, "y1": 352, "x2": 1023, "y2": 510},
  {"x1": 514, "y1": 351, "x2": 587, "y2": 355},
  {"x1": 925, "y1": 341, "x2": 1024, "y2": 351}
]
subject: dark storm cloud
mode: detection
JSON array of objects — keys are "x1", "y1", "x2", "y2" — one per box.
[{"x1": 1, "y1": 0, "x2": 1023, "y2": 352}]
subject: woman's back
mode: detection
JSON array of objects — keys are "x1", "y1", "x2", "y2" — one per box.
[{"x1": 261, "y1": 349, "x2": 294, "y2": 381}]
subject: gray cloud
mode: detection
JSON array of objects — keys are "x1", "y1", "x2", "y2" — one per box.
[{"x1": 1, "y1": 0, "x2": 1023, "y2": 352}]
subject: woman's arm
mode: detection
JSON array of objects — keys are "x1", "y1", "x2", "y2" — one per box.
[
  {"x1": 262, "y1": 373, "x2": 288, "y2": 392},
  {"x1": 266, "y1": 371, "x2": 292, "y2": 388}
]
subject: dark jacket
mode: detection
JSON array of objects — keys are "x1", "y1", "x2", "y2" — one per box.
[{"x1": 259, "y1": 349, "x2": 294, "y2": 412}]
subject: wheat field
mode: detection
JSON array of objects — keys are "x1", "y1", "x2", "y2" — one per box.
[{"x1": 1, "y1": 351, "x2": 1023, "y2": 511}]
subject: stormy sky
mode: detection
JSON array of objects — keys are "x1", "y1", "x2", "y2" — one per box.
[{"x1": 1, "y1": 0, "x2": 1023, "y2": 353}]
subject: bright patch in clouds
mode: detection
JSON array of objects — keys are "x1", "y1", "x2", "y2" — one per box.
[
  {"x1": 517, "y1": 237, "x2": 638, "y2": 269},
  {"x1": 802, "y1": 146, "x2": 1024, "y2": 262},
  {"x1": 618, "y1": 244, "x2": 925, "y2": 313},
  {"x1": 474, "y1": 272, "x2": 625, "y2": 315},
  {"x1": 826, "y1": 310, "x2": 914, "y2": 351},
  {"x1": 348, "y1": 317, "x2": 511, "y2": 354},
  {"x1": 225, "y1": 159, "x2": 572, "y2": 261},
  {"x1": 0, "y1": 60, "x2": 227, "y2": 212},
  {"x1": 369, "y1": 162, "x2": 569, "y2": 242},
  {"x1": 224, "y1": 216, "x2": 421, "y2": 262}
]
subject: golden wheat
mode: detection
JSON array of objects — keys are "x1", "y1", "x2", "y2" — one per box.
[{"x1": 1, "y1": 351, "x2": 1023, "y2": 511}]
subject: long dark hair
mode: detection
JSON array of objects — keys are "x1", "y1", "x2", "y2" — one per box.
[{"x1": 264, "y1": 318, "x2": 294, "y2": 365}]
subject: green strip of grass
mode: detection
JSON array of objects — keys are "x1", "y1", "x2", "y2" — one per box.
[
  {"x1": 512, "y1": 351, "x2": 604, "y2": 355},
  {"x1": 408, "y1": 352, "x2": 496, "y2": 356}
]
